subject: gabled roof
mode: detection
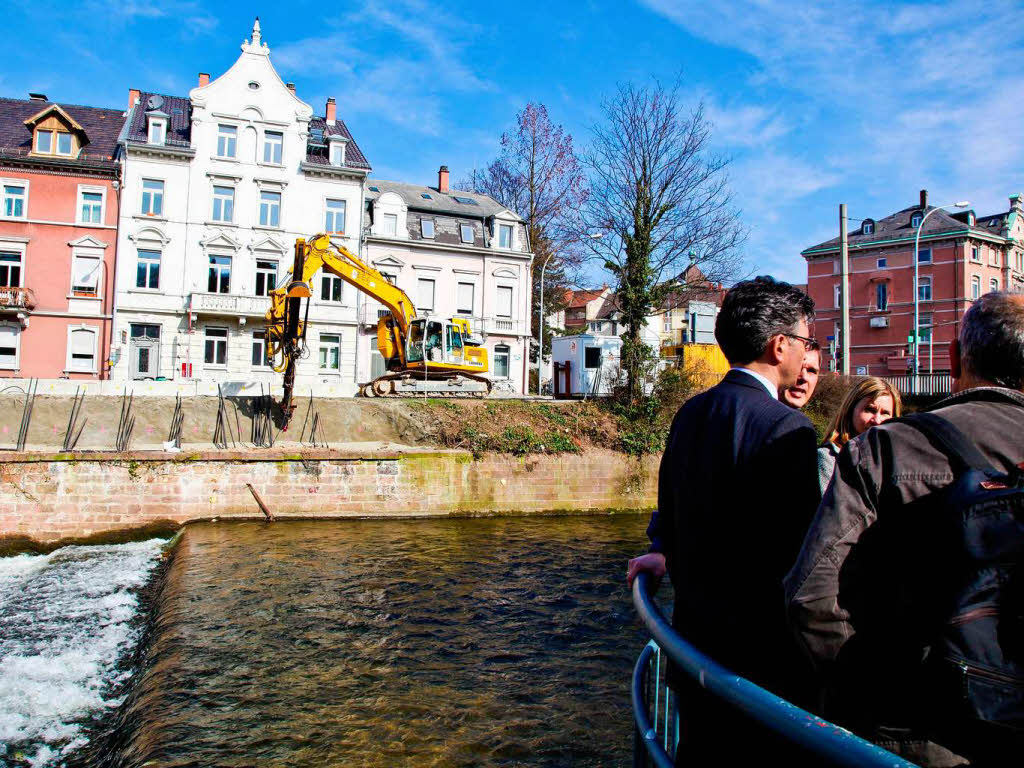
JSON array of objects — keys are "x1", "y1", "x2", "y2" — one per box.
[
  {"x1": 23, "y1": 103, "x2": 85, "y2": 132},
  {"x1": 0, "y1": 96, "x2": 123, "y2": 167},
  {"x1": 364, "y1": 178, "x2": 517, "y2": 219},
  {"x1": 567, "y1": 286, "x2": 608, "y2": 309}
]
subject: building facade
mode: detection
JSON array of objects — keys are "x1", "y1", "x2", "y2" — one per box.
[
  {"x1": 361, "y1": 170, "x2": 534, "y2": 394},
  {"x1": 0, "y1": 95, "x2": 122, "y2": 379},
  {"x1": 803, "y1": 190, "x2": 1024, "y2": 376},
  {"x1": 111, "y1": 20, "x2": 370, "y2": 394}
]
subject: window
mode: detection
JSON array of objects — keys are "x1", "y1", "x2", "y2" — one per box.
[
  {"x1": 457, "y1": 281, "x2": 474, "y2": 314},
  {"x1": 0, "y1": 323, "x2": 20, "y2": 369},
  {"x1": 211, "y1": 186, "x2": 234, "y2": 222},
  {"x1": 207, "y1": 255, "x2": 231, "y2": 293},
  {"x1": 78, "y1": 189, "x2": 103, "y2": 224},
  {"x1": 67, "y1": 327, "x2": 96, "y2": 372},
  {"x1": 585, "y1": 347, "x2": 602, "y2": 369},
  {"x1": 498, "y1": 224, "x2": 513, "y2": 249},
  {"x1": 258, "y1": 190, "x2": 281, "y2": 227},
  {"x1": 263, "y1": 131, "x2": 283, "y2": 164},
  {"x1": 321, "y1": 273, "x2": 343, "y2": 303},
  {"x1": 1017, "y1": 252, "x2": 1024, "y2": 272},
  {"x1": 421, "y1": 218, "x2": 435, "y2": 238},
  {"x1": 0, "y1": 251, "x2": 22, "y2": 287},
  {"x1": 919, "y1": 313, "x2": 932, "y2": 343},
  {"x1": 319, "y1": 334, "x2": 341, "y2": 370},
  {"x1": 35, "y1": 130, "x2": 72, "y2": 155},
  {"x1": 689, "y1": 312, "x2": 698, "y2": 343},
  {"x1": 251, "y1": 330, "x2": 271, "y2": 367},
  {"x1": 141, "y1": 179, "x2": 163, "y2": 216},
  {"x1": 833, "y1": 283, "x2": 841, "y2": 309},
  {"x1": 875, "y1": 282, "x2": 887, "y2": 311},
  {"x1": 990, "y1": 278, "x2": 1000, "y2": 293},
  {"x1": 204, "y1": 327, "x2": 227, "y2": 365},
  {"x1": 493, "y1": 344, "x2": 510, "y2": 378},
  {"x1": 216, "y1": 125, "x2": 237, "y2": 158},
  {"x1": 497, "y1": 285, "x2": 513, "y2": 318},
  {"x1": 2, "y1": 184, "x2": 26, "y2": 218},
  {"x1": 35, "y1": 130, "x2": 52, "y2": 153},
  {"x1": 971, "y1": 275, "x2": 981, "y2": 300},
  {"x1": 418, "y1": 278, "x2": 435, "y2": 310},
  {"x1": 147, "y1": 120, "x2": 165, "y2": 145},
  {"x1": 136, "y1": 249, "x2": 160, "y2": 289},
  {"x1": 917, "y1": 248, "x2": 931, "y2": 263},
  {"x1": 460, "y1": 224, "x2": 474, "y2": 244},
  {"x1": 918, "y1": 276, "x2": 932, "y2": 301},
  {"x1": 71, "y1": 252, "x2": 101, "y2": 296},
  {"x1": 911, "y1": 213, "x2": 923, "y2": 228},
  {"x1": 380, "y1": 213, "x2": 397, "y2": 236},
  {"x1": 990, "y1": 248, "x2": 1000, "y2": 266},
  {"x1": 877, "y1": 257, "x2": 887, "y2": 268},
  {"x1": 862, "y1": 221, "x2": 874, "y2": 235},
  {"x1": 971, "y1": 245, "x2": 981, "y2": 263},
  {"x1": 381, "y1": 272, "x2": 397, "y2": 285},
  {"x1": 56, "y1": 132, "x2": 72, "y2": 155},
  {"x1": 663, "y1": 312, "x2": 672, "y2": 333},
  {"x1": 325, "y1": 199, "x2": 346, "y2": 233},
  {"x1": 255, "y1": 260, "x2": 277, "y2": 297},
  {"x1": 330, "y1": 142, "x2": 346, "y2": 167}
]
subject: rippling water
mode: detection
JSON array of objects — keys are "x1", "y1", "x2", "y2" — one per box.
[{"x1": 81, "y1": 514, "x2": 659, "y2": 767}]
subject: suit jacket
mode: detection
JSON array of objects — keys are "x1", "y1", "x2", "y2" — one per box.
[{"x1": 649, "y1": 368, "x2": 820, "y2": 699}]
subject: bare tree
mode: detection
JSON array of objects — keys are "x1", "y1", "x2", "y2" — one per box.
[
  {"x1": 581, "y1": 82, "x2": 745, "y2": 399},
  {"x1": 461, "y1": 103, "x2": 587, "y2": 358}
]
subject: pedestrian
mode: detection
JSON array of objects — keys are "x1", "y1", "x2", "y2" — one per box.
[
  {"x1": 628, "y1": 276, "x2": 820, "y2": 764},
  {"x1": 781, "y1": 341, "x2": 821, "y2": 409},
  {"x1": 816, "y1": 376, "x2": 901, "y2": 494},
  {"x1": 785, "y1": 291, "x2": 1024, "y2": 766}
]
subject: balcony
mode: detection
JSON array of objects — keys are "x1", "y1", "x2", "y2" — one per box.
[
  {"x1": 189, "y1": 292, "x2": 270, "y2": 317},
  {"x1": 0, "y1": 286, "x2": 35, "y2": 312},
  {"x1": 358, "y1": 302, "x2": 394, "y2": 326},
  {"x1": 482, "y1": 316, "x2": 527, "y2": 336}
]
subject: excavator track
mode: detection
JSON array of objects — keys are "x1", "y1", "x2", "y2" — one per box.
[{"x1": 360, "y1": 371, "x2": 492, "y2": 398}]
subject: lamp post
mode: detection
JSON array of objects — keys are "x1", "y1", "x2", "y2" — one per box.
[{"x1": 913, "y1": 200, "x2": 969, "y2": 393}]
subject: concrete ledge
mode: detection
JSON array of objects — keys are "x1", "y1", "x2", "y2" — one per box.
[{"x1": 0, "y1": 446, "x2": 469, "y2": 463}]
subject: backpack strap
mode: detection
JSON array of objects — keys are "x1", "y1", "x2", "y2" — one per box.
[{"x1": 900, "y1": 412, "x2": 997, "y2": 476}]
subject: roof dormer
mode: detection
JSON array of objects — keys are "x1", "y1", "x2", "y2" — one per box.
[
  {"x1": 329, "y1": 135, "x2": 348, "y2": 167},
  {"x1": 23, "y1": 103, "x2": 85, "y2": 158},
  {"x1": 144, "y1": 94, "x2": 169, "y2": 146},
  {"x1": 861, "y1": 218, "x2": 875, "y2": 235}
]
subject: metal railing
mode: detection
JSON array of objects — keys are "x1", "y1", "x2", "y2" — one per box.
[
  {"x1": 883, "y1": 373, "x2": 952, "y2": 396},
  {"x1": 0, "y1": 286, "x2": 35, "y2": 310},
  {"x1": 630, "y1": 573, "x2": 919, "y2": 767}
]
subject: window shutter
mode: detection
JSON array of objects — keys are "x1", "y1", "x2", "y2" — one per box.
[
  {"x1": 74, "y1": 255, "x2": 101, "y2": 289},
  {"x1": 497, "y1": 286, "x2": 513, "y2": 317}
]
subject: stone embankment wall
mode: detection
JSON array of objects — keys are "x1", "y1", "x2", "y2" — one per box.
[{"x1": 0, "y1": 448, "x2": 658, "y2": 546}]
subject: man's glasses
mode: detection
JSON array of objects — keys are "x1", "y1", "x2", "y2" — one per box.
[{"x1": 784, "y1": 333, "x2": 819, "y2": 351}]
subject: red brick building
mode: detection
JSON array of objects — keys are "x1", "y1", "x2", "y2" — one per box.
[
  {"x1": 0, "y1": 95, "x2": 122, "y2": 379},
  {"x1": 802, "y1": 190, "x2": 1024, "y2": 376}
]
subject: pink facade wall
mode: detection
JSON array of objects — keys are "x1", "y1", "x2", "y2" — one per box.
[{"x1": 0, "y1": 169, "x2": 118, "y2": 379}]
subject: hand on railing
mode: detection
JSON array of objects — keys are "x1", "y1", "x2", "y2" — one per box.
[{"x1": 627, "y1": 552, "x2": 665, "y2": 589}]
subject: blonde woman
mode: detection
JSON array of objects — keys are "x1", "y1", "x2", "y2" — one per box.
[{"x1": 818, "y1": 377, "x2": 902, "y2": 493}]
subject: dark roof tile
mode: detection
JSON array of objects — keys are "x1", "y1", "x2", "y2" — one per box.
[
  {"x1": 0, "y1": 96, "x2": 124, "y2": 166},
  {"x1": 304, "y1": 116, "x2": 371, "y2": 170},
  {"x1": 124, "y1": 92, "x2": 192, "y2": 147}
]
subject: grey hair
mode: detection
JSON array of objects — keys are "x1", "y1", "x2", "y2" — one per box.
[{"x1": 960, "y1": 291, "x2": 1024, "y2": 389}]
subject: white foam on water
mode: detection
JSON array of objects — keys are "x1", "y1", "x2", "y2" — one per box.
[{"x1": 0, "y1": 539, "x2": 166, "y2": 765}]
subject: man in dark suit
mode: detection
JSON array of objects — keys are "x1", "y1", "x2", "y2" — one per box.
[{"x1": 627, "y1": 276, "x2": 820, "y2": 763}]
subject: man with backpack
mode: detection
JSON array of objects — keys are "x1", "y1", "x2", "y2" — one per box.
[{"x1": 785, "y1": 291, "x2": 1024, "y2": 766}]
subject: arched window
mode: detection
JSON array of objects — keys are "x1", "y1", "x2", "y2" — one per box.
[{"x1": 971, "y1": 275, "x2": 981, "y2": 300}]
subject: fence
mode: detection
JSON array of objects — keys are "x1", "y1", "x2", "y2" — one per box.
[{"x1": 882, "y1": 373, "x2": 952, "y2": 396}]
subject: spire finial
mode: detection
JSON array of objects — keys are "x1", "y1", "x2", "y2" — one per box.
[{"x1": 252, "y1": 17, "x2": 261, "y2": 46}]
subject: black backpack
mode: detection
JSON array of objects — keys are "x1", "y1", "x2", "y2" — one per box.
[{"x1": 902, "y1": 412, "x2": 1024, "y2": 743}]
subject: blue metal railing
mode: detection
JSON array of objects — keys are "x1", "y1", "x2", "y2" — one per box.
[{"x1": 630, "y1": 573, "x2": 920, "y2": 767}]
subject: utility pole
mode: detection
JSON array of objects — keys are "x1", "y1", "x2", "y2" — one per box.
[{"x1": 839, "y1": 204, "x2": 850, "y2": 375}]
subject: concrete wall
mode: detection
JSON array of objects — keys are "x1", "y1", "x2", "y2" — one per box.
[{"x1": 0, "y1": 448, "x2": 658, "y2": 544}]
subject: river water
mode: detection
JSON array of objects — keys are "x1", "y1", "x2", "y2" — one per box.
[{"x1": 3, "y1": 514, "x2": 663, "y2": 767}]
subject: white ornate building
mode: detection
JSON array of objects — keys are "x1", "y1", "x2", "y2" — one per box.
[{"x1": 111, "y1": 20, "x2": 369, "y2": 394}]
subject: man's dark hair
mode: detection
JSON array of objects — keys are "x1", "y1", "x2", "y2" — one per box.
[
  {"x1": 715, "y1": 276, "x2": 815, "y2": 365},
  {"x1": 960, "y1": 291, "x2": 1024, "y2": 389}
]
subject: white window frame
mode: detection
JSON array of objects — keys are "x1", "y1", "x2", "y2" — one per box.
[
  {"x1": 492, "y1": 344, "x2": 511, "y2": 379},
  {"x1": 379, "y1": 213, "x2": 398, "y2": 237},
  {"x1": 70, "y1": 249, "x2": 102, "y2": 297},
  {"x1": 77, "y1": 185, "x2": 105, "y2": 225},
  {"x1": 65, "y1": 324, "x2": 99, "y2": 373},
  {"x1": 0, "y1": 322, "x2": 21, "y2": 370},
  {"x1": 329, "y1": 139, "x2": 347, "y2": 167},
  {"x1": 456, "y1": 281, "x2": 475, "y2": 314},
  {"x1": 460, "y1": 224, "x2": 474, "y2": 244},
  {"x1": 135, "y1": 248, "x2": 160, "y2": 290},
  {"x1": 258, "y1": 190, "x2": 281, "y2": 228},
  {"x1": 0, "y1": 247, "x2": 25, "y2": 287},
  {"x1": 496, "y1": 285, "x2": 514, "y2": 318},
  {"x1": 971, "y1": 275, "x2": 981, "y2": 300},
  {"x1": 203, "y1": 326, "x2": 228, "y2": 367},
  {"x1": 971, "y1": 245, "x2": 981, "y2": 263},
  {"x1": 421, "y1": 218, "x2": 435, "y2": 238},
  {"x1": 1, "y1": 180, "x2": 28, "y2": 220},
  {"x1": 319, "y1": 333, "x2": 342, "y2": 371},
  {"x1": 876, "y1": 257, "x2": 887, "y2": 268},
  {"x1": 919, "y1": 313, "x2": 932, "y2": 343},
  {"x1": 324, "y1": 198, "x2": 346, "y2": 234},
  {"x1": 498, "y1": 223, "x2": 514, "y2": 249},
  {"x1": 35, "y1": 129, "x2": 54, "y2": 154},
  {"x1": 263, "y1": 130, "x2": 283, "y2": 165},
  {"x1": 863, "y1": 221, "x2": 874, "y2": 235},
  {"x1": 917, "y1": 247, "x2": 932, "y2": 264},
  {"x1": 55, "y1": 131, "x2": 73, "y2": 156},
  {"x1": 918, "y1": 275, "x2": 932, "y2": 302},
  {"x1": 833, "y1": 283, "x2": 841, "y2": 309},
  {"x1": 216, "y1": 124, "x2": 238, "y2": 159},
  {"x1": 418, "y1": 277, "x2": 435, "y2": 311},
  {"x1": 990, "y1": 277, "x2": 1000, "y2": 293},
  {"x1": 211, "y1": 185, "x2": 235, "y2": 223},
  {"x1": 910, "y1": 213, "x2": 923, "y2": 228},
  {"x1": 207, "y1": 253, "x2": 232, "y2": 294},
  {"x1": 321, "y1": 273, "x2": 345, "y2": 304},
  {"x1": 990, "y1": 248, "x2": 1000, "y2": 266},
  {"x1": 251, "y1": 329, "x2": 271, "y2": 368},
  {"x1": 147, "y1": 118, "x2": 166, "y2": 146},
  {"x1": 140, "y1": 178, "x2": 164, "y2": 217},
  {"x1": 255, "y1": 259, "x2": 278, "y2": 297}
]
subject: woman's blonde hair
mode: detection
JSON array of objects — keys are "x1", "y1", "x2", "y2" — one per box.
[{"x1": 824, "y1": 376, "x2": 902, "y2": 448}]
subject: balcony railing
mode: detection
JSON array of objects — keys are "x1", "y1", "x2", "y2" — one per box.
[
  {"x1": 190, "y1": 292, "x2": 270, "y2": 317},
  {"x1": 358, "y1": 302, "x2": 394, "y2": 326},
  {"x1": 0, "y1": 286, "x2": 35, "y2": 311}
]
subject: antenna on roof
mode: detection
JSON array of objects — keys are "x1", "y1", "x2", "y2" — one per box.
[{"x1": 146, "y1": 94, "x2": 164, "y2": 111}]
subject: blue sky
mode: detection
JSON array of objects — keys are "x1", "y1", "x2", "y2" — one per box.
[{"x1": 5, "y1": 0, "x2": 1023, "y2": 286}]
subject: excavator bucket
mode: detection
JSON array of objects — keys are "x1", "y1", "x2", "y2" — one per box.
[{"x1": 286, "y1": 281, "x2": 312, "y2": 298}]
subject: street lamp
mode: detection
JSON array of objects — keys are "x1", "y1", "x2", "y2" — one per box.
[{"x1": 913, "y1": 200, "x2": 969, "y2": 392}]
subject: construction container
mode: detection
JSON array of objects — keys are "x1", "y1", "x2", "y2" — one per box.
[{"x1": 550, "y1": 334, "x2": 624, "y2": 397}]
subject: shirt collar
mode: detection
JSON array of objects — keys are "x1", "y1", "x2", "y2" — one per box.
[{"x1": 733, "y1": 367, "x2": 778, "y2": 399}]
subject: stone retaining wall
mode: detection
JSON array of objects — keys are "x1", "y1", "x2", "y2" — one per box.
[{"x1": 0, "y1": 448, "x2": 658, "y2": 545}]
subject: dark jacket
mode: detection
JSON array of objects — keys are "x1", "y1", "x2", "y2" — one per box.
[
  {"x1": 785, "y1": 387, "x2": 1024, "y2": 767},
  {"x1": 649, "y1": 369, "x2": 820, "y2": 701}
]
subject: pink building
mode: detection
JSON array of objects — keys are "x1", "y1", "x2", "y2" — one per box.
[
  {"x1": 802, "y1": 190, "x2": 1024, "y2": 376},
  {"x1": 0, "y1": 95, "x2": 122, "y2": 379}
]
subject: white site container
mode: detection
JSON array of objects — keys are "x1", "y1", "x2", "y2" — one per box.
[{"x1": 550, "y1": 334, "x2": 624, "y2": 397}]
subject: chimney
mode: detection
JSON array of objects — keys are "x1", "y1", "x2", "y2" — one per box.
[
  {"x1": 919, "y1": 189, "x2": 928, "y2": 210},
  {"x1": 438, "y1": 165, "x2": 450, "y2": 194},
  {"x1": 128, "y1": 88, "x2": 140, "y2": 109},
  {"x1": 198, "y1": 72, "x2": 210, "y2": 87},
  {"x1": 28, "y1": 92, "x2": 48, "y2": 101},
  {"x1": 286, "y1": 82, "x2": 296, "y2": 95},
  {"x1": 1010, "y1": 194, "x2": 1022, "y2": 213},
  {"x1": 325, "y1": 97, "x2": 336, "y2": 126}
]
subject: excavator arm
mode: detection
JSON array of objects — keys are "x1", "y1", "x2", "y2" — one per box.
[{"x1": 264, "y1": 234, "x2": 418, "y2": 424}]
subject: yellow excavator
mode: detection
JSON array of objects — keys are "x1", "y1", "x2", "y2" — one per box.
[{"x1": 265, "y1": 234, "x2": 491, "y2": 423}]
